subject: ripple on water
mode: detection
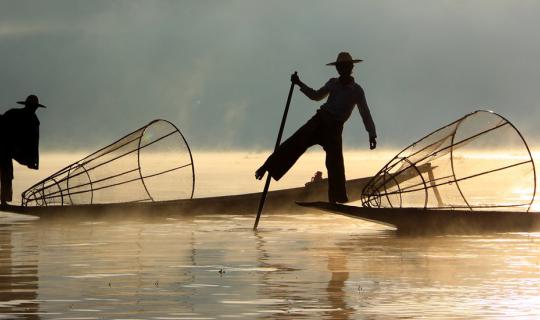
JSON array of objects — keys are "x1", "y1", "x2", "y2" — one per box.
[{"x1": 1, "y1": 210, "x2": 540, "y2": 318}]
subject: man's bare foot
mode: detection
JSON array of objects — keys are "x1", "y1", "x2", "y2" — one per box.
[{"x1": 255, "y1": 166, "x2": 267, "y2": 180}]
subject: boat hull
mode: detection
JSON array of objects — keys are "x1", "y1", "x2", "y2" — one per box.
[
  {"x1": 4, "y1": 177, "x2": 372, "y2": 219},
  {"x1": 297, "y1": 202, "x2": 540, "y2": 234}
]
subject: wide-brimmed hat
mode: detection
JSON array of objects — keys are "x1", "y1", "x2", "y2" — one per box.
[
  {"x1": 326, "y1": 52, "x2": 363, "y2": 66},
  {"x1": 17, "y1": 94, "x2": 47, "y2": 108}
]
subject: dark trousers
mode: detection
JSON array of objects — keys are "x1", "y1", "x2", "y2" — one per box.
[
  {"x1": 0, "y1": 156, "x2": 13, "y2": 204},
  {"x1": 263, "y1": 110, "x2": 348, "y2": 202}
]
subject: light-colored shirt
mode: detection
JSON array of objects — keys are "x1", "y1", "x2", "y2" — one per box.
[{"x1": 299, "y1": 77, "x2": 377, "y2": 139}]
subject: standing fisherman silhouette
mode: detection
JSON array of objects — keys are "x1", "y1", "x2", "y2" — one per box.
[
  {"x1": 0, "y1": 95, "x2": 46, "y2": 207},
  {"x1": 255, "y1": 52, "x2": 377, "y2": 204}
]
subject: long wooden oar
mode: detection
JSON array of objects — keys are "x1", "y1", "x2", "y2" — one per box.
[{"x1": 253, "y1": 72, "x2": 297, "y2": 230}]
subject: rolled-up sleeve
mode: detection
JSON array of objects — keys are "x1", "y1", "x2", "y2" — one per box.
[
  {"x1": 299, "y1": 79, "x2": 332, "y2": 101},
  {"x1": 357, "y1": 88, "x2": 377, "y2": 139}
]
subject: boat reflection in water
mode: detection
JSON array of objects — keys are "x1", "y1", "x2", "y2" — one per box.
[
  {"x1": 0, "y1": 215, "x2": 39, "y2": 319},
  {"x1": 2, "y1": 209, "x2": 540, "y2": 318}
]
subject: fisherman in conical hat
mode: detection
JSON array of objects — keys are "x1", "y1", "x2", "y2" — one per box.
[
  {"x1": 255, "y1": 52, "x2": 377, "y2": 204},
  {"x1": 0, "y1": 94, "x2": 46, "y2": 207}
]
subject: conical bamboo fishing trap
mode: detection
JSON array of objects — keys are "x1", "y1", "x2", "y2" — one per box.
[
  {"x1": 361, "y1": 110, "x2": 536, "y2": 211},
  {"x1": 22, "y1": 119, "x2": 195, "y2": 207}
]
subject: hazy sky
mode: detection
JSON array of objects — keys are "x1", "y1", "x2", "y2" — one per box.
[{"x1": 1, "y1": 0, "x2": 539, "y2": 152}]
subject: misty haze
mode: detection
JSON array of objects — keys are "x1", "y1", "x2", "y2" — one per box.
[{"x1": 2, "y1": 1, "x2": 540, "y2": 319}]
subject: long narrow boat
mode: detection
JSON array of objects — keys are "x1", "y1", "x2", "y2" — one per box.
[
  {"x1": 7, "y1": 161, "x2": 433, "y2": 219},
  {"x1": 7, "y1": 120, "x2": 392, "y2": 219},
  {"x1": 4, "y1": 176, "x2": 372, "y2": 219},
  {"x1": 297, "y1": 202, "x2": 540, "y2": 234}
]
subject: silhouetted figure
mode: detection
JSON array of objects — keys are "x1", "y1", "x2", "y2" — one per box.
[
  {"x1": 255, "y1": 52, "x2": 377, "y2": 203},
  {"x1": 0, "y1": 95, "x2": 46, "y2": 207}
]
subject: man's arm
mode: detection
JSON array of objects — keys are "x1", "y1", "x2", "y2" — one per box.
[
  {"x1": 291, "y1": 73, "x2": 330, "y2": 101},
  {"x1": 357, "y1": 87, "x2": 377, "y2": 149}
]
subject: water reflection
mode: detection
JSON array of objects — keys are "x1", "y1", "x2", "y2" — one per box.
[
  {"x1": 324, "y1": 248, "x2": 353, "y2": 319},
  {"x1": 0, "y1": 221, "x2": 39, "y2": 319},
  {"x1": 0, "y1": 211, "x2": 540, "y2": 318}
]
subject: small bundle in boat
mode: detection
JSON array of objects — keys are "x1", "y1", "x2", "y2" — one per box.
[
  {"x1": 361, "y1": 110, "x2": 536, "y2": 212},
  {"x1": 22, "y1": 120, "x2": 195, "y2": 207}
]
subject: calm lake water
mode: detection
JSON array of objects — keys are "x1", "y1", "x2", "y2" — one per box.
[{"x1": 2, "y1": 151, "x2": 540, "y2": 319}]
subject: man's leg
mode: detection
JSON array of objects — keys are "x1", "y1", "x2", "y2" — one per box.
[
  {"x1": 257, "y1": 114, "x2": 320, "y2": 181},
  {"x1": 0, "y1": 166, "x2": 4, "y2": 206},
  {"x1": 0, "y1": 158, "x2": 13, "y2": 205},
  {"x1": 322, "y1": 123, "x2": 347, "y2": 203}
]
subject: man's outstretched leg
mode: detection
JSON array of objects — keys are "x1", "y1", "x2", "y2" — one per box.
[{"x1": 256, "y1": 114, "x2": 320, "y2": 181}]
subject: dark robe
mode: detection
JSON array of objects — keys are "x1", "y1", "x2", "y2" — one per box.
[{"x1": 0, "y1": 107, "x2": 40, "y2": 203}]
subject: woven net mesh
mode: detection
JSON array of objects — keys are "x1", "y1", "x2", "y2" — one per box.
[
  {"x1": 22, "y1": 119, "x2": 195, "y2": 206},
  {"x1": 361, "y1": 110, "x2": 536, "y2": 211}
]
